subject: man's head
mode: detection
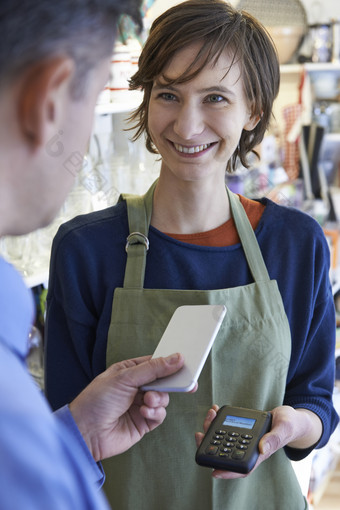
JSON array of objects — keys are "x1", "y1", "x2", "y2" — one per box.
[
  {"x1": 129, "y1": 0, "x2": 280, "y2": 172},
  {"x1": 0, "y1": 0, "x2": 142, "y2": 95},
  {"x1": 0, "y1": 0, "x2": 141, "y2": 236}
]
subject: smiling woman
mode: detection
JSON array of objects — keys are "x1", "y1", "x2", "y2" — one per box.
[
  {"x1": 147, "y1": 42, "x2": 259, "y2": 190},
  {"x1": 129, "y1": 0, "x2": 280, "y2": 172}
]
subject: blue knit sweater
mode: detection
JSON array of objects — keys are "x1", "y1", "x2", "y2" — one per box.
[{"x1": 45, "y1": 196, "x2": 339, "y2": 458}]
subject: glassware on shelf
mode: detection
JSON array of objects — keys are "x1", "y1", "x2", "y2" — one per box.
[
  {"x1": 0, "y1": 237, "x2": 8, "y2": 261},
  {"x1": 128, "y1": 133, "x2": 161, "y2": 195},
  {"x1": 2, "y1": 234, "x2": 31, "y2": 277},
  {"x1": 26, "y1": 325, "x2": 44, "y2": 391},
  {"x1": 0, "y1": 204, "x2": 66, "y2": 279},
  {"x1": 62, "y1": 187, "x2": 94, "y2": 220},
  {"x1": 86, "y1": 134, "x2": 120, "y2": 211},
  {"x1": 106, "y1": 113, "x2": 135, "y2": 194}
]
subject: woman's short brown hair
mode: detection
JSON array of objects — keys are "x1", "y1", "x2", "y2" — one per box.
[{"x1": 129, "y1": 0, "x2": 280, "y2": 172}]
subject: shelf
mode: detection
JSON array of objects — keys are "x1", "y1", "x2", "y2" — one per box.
[
  {"x1": 280, "y1": 64, "x2": 303, "y2": 74},
  {"x1": 95, "y1": 91, "x2": 143, "y2": 115},
  {"x1": 280, "y1": 62, "x2": 340, "y2": 75},
  {"x1": 324, "y1": 133, "x2": 340, "y2": 141},
  {"x1": 304, "y1": 62, "x2": 340, "y2": 72}
]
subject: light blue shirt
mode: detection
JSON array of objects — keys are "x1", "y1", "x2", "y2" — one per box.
[{"x1": 0, "y1": 257, "x2": 110, "y2": 510}]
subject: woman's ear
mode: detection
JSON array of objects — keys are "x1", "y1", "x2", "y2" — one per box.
[
  {"x1": 244, "y1": 112, "x2": 262, "y2": 132},
  {"x1": 17, "y1": 56, "x2": 74, "y2": 149}
]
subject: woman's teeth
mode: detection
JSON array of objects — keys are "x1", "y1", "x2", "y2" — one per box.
[{"x1": 174, "y1": 143, "x2": 211, "y2": 154}]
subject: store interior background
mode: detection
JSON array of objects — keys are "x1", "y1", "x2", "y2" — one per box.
[{"x1": 1, "y1": 1, "x2": 339, "y2": 508}]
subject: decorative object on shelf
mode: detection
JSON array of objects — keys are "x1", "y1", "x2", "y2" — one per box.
[
  {"x1": 333, "y1": 19, "x2": 340, "y2": 63},
  {"x1": 299, "y1": 19, "x2": 340, "y2": 64},
  {"x1": 98, "y1": 0, "x2": 153, "y2": 105},
  {"x1": 237, "y1": 0, "x2": 307, "y2": 64},
  {"x1": 118, "y1": 0, "x2": 155, "y2": 43},
  {"x1": 310, "y1": 23, "x2": 333, "y2": 63},
  {"x1": 110, "y1": 41, "x2": 136, "y2": 96},
  {"x1": 282, "y1": 103, "x2": 302, "y2": 181},
  {"x1": 267, "y1": 25, "x2": 306, "y2": 64}
]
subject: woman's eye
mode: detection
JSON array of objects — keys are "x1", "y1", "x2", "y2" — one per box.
[
  {"x1": 159, "y1": 92, "x2": 176, "y2": 101},
  {"x1": 207, "y1": 94, "x2": 225, "y2": 103}
]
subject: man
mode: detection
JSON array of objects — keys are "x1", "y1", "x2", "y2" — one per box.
[{"x1": 0, "y1": 1, "x2": 184, "y2": 508}]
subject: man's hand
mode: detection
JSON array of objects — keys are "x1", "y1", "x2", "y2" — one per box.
[
  {"x1": 195, "y1": 404, "x2": 322, "y2": 479},
  {"x1": 69, "y1": 353, "x2": 185, "y2": 462}
]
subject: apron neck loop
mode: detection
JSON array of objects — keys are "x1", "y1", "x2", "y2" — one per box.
[
  {"x1": 226, "y1": 188, "x2": 270, "y2": 283},
  {"x1": 120, "y1": 180, "x2": 157, "y2": 288}
]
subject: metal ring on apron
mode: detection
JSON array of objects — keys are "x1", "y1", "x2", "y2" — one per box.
[{"x1": 125, "y1": 232, "x2": 150, "y2": 253}]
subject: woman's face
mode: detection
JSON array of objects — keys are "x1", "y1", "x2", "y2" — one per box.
[{"x1": 148, "y1": 42, "x2": 258, "y2": 184}]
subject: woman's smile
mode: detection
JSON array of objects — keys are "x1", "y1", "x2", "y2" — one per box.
[{"x1": 172, "y1": 141, "x2": 216, "y2": 156}]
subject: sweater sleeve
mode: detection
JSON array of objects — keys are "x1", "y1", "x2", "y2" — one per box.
[
  {"x1": 45, "y1": 223, "x2": 100, "y2": 410},
  {"x1": 284, "y1": 293, "x2": 338, "y2": 460},
  {"x1": 45, "y1": 204, "x2": 128, "y2": 412},
  {"x1": 281, "y1": 217, "x2": 339, "y2": 461}
]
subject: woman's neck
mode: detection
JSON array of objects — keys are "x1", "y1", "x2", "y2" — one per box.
[{"x1": 151, "y1": 173, "x2": 231, "y2": 234}]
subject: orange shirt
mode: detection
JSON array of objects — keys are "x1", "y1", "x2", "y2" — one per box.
[{"x1": 164, "y1": 195, "x2": 265, "y2": 247}]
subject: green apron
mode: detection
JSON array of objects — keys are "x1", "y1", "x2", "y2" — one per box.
[{"x1": 103, "y1": 181, "x2": 307, "y2": 509}]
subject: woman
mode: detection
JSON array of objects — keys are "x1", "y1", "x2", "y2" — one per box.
[{"x1": 45, "y1": 1, "x2": 339, "y2": 509}]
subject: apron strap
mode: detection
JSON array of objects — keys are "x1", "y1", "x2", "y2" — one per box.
[
  {"x1": 226, "y1": 188, "x2": 270, "y2": 283},
  {"x1": 121, "y1": 181, "x2": 269, "y2": 287},
  {"x1": 120, "y1": 180, "x2": 157, "y2": 288}
]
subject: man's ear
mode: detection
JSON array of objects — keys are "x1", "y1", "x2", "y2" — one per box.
[{"x1": 17, "y1": 56, "x2": 74, "y2": 148}]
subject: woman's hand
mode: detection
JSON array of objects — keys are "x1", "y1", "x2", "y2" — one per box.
[{"x1": 195, "y1": 404, "x2": 322, "y2": 479}]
